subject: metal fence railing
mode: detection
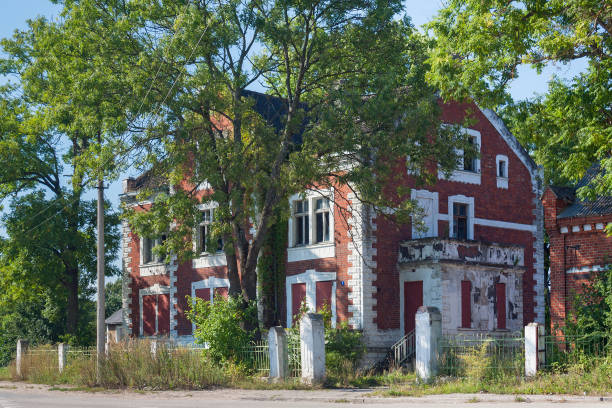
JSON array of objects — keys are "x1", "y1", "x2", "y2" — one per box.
[
  {"x1": 288, "y1": 339, "x2": 301, "y2": 378},
  {"x1": 438, "y1": 332, "x2": 524, "y2": 379},
  {"x1": 22, "y1": 346, "x2": 58, "y2": 375},
  {"x1": 543, "y1": 333, "x2": 612, "y2": 371},
  {"x1": 239, "y1": 340, "x2": 270, "y2": 376}
]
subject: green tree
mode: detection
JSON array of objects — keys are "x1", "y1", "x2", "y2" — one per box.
[
  {"x1": 105, "y1": 279, "x2": 123, "y2": 318},
  {"x1": 0, "y1": 0, "x2": 130, "y2": 339},
  {"x1": 427, "y1": 0, "x2": 611, "y2": 196},
  {"x1": 76, "y1": 0, "x2": 468, "y2": 332}
]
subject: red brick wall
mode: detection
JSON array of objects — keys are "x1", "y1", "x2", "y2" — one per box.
[
  {"x1": 542, "y1": 195, "x2": 612, "y2": 330},
  {"x1": 127, "y1": 99, "x2": 543, "y2": 336},
  {"x1": 372, "y1": 100, "x2": 540, "y2": 330}
]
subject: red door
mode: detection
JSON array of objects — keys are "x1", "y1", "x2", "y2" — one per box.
[
  {"x1": 404, "y1": 281, "x2": 423, "y2": 334},
  {"x1": 157, "y1": 293, "x2": 170, "y2": 335},
  {"x1": 291, "y1": 283, "x2": 306, "y2": 324},
  {"x1": 142, "y1": 295, "x2": 157, "y2": 336},
  {"x1": 316, "y1": 281, "x2": 333, "y2": 313},
  {"x1": 496, "y1": 283, "x2": 506, "y2": 329},
  {"x1": 214, "y1": 287, "x2": 229, "y2": 300},
  {"x1": 195, "y1": 288, "x2": 211, "y2": 302}
]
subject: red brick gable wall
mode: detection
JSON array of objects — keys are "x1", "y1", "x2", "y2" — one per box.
[{"x1": 372, "y1": 100, "x2": 540, "y2": 330}]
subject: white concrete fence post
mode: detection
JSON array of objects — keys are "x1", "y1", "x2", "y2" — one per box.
[
  {"x1": 58, "y1": 343, "x2": 68, "y2": 373},
  {"x1": 415, "y1": 306, "x2": 442, "y2": 382},
  {"x1": 300, "y1": 313, "x2": 325, "y2": 383},
  {"x1": 268, "y1": 326, "x2": 289, "y2": 380},
  {"x1": 16, "y1": 339, "x2": 28, "y2": 378},
  {"x1": 525, "y1": 322, "x2": 546, "y2": 377},
  {"x1": 150, "y1": 339, "x2": 158, "y2": 360}
]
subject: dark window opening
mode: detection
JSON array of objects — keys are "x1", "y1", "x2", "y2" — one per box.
[
  {"x1": 463, "y1": 137, "x2": 477, "y2": 172},
  {"x1": 453, "y1": 203, "x2": 468, "y2": 240}
]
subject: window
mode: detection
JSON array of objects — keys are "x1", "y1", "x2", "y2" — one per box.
[
  {"x1": 453, "y1": 203, "x2": 468, "y2": 240},
  {"x1": 142, "y1": 234, "x2": 167, "y2": 264},
  {"x1": 498, "y1": 160, "x2": 507, "y2": 178},
  {"x1": 294, "y1": 199, "x2": 310, "y2": 246},
  {"x1": 199, "y1": 208, "x2": 223, "y2": 254},
  {"x1": 314, "y1": 198, "x2": 330, "y2": 243},
  {"x1": 463, "y1": 136, "x2": 478, "y2": 172},
  {"x1": 496, "y1": 154, "x2": 509, "y2": 189}
]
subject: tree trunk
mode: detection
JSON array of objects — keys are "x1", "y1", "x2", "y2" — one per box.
[{"x1": 66, "y1": 266, "x2": 79, "y2": 335}]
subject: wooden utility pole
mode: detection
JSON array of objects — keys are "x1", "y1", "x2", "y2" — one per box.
[{"x1": 96, "y1": 135, "x2": 105, "y2": 383}]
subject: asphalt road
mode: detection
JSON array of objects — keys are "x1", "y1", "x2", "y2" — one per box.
[{"x1": 1, "y1": 382, "x2": 612, "y2": 408}]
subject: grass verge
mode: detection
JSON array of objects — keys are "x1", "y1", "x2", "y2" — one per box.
[
  {"x1": 371, "y1": 362, "x2": 612, "y2": 397},
  {"x1": 0, "y1": 366, "x2": 10, "y2": 381}
]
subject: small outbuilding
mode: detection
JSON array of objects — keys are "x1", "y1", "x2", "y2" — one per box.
[{"x1": 105, "y1": 309, "x2": 125, "y2": 343}]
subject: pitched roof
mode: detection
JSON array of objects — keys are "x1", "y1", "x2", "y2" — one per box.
[
  {"x1": 552, "y1": 163, "x2": 612, "y2": 219},
  {"x1": 105, "y1": 308, "x2": 124, "y2": 325}
]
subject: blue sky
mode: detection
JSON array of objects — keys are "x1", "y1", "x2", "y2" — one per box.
[{"x1": 1, "y1": 0, "x2": 587, "y2": 216}]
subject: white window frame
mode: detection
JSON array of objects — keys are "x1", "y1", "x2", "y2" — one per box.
[
  {"x1": 285, "y1": 269, "x2": 337, "y2": 328},
  {"x1": 192, "y1": 202, "x2": 228, "y2": 269},
  {"x1": 139, "y1": 284, "x2": 170, "y2": 337},
  {"x1": 448, "y1": 195, "x2": 475, "y2": 240},
  {"x1": 140, "y1": 236, "x2": 166, "y2": 266},
  {"x1": 287, "y1": 190, "x2": 335, "y2": 262},
  {"x1": 410, "y1": 189, "x2": 439, "y2": 239},
  {"x1": 190, "y1": 277, "x2": 230, "y2": 333},
  {"x1": 496, "y1": 154, "x2": 509, "y2": 189},
  {"x1": 439, "y1": 128, "x2": 482, "y2": 185}
]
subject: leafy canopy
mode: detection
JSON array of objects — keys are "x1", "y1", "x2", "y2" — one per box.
[{"x1": 427, "y1": 0, "x2": 611, "y2": 194}]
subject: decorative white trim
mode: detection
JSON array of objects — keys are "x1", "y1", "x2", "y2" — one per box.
[
  {"x1": 560, "y1": 226, "x2": 569, "y2": 234},
  {"x1": 287, "y1": 243, "x2": 335, "y2": 262},
  {"x1": 474, "y1": 218, "x2": 537, "y2": 233},
  {"x1": 496, "y1": 177, "x2": 509, "y2": 189},
  {"x1": 287, "y1": 189, "x2": 335, "y2": 258},
  {"x1": 439, "y1": 127, "x2": 482, "y2": 185},
  {"x1": 572, "y1": 225, "x2": 580, "y2": 232},
  {"x1": 448, "y1": 195, "x2": 475, "y2": 240},
  {"x1": 139, "y1": 263, "x2": 167, "y2": 276},
  {"x1": 138, "y1": 284, "x2": 170, "y2": 337},
  {"x1": 192, "y1": 253, "x2": 227, "y2": 269},
  {"x1": 566, "y1": 264, "x2": 609, "y2": 274},
  {"x1": 285, "y1": 269, "x2": 337, "y2": 329},
  {"x1": 583, "y1": 224, "x2": 592, "y2": 231},
  {"x1": 190, "y1": 277, "x2": 230, "y2": 333},
  {"x1": 411, "y1": 189, "x2": 439, "y2": 238}
]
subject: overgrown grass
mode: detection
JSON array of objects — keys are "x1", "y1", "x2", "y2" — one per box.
[
  {"x1": 375, "y1": 357, "x2": 612, "y2": 397},
  {"x1": 7, "y1": 341, "x2": 319, "y2": 391},
  {"x1": 0, "y1": 366, "x2": 10, "y2": 381}
]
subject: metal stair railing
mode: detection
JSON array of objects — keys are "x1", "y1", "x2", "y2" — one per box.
[{"x1": 391, "y1": 330, "x2": 415, "y2": 366}]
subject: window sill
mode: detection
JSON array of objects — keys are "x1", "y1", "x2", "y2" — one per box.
[
  {"x1": 139, "y1": 263, "x2": 167, "y2": 277},
  {"x1": 193, "y1": 252, "x2": 227, "y2": 269},
  {"x1": 438, "y1": 169, "x2": 481, "y2": 185},
  {"x1": 288, "y1": 242, "x2": 335, "y2": 262},
  {"x1": 496, "y1": 176, "x2": 509, "y2": 189}
]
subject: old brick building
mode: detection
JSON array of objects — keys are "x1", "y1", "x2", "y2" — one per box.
[
  {"x1": 542, "y1": 166, "x2": 612, "y2": 331},
  {"x1": 120, "y1": 92, "x2": 545, "y2": 359}
]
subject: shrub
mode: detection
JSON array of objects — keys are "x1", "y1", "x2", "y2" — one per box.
[
  {"x1": 186, "y1": 294, "x2": 257, "y2": 364},
  {"x1": 325, "y1": 323, "x2": 366, "y2": 384}
]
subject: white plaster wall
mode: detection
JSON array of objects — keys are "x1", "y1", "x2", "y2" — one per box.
[
  {"x1": 399, "y1": 265, "x2": 443, "y2": 335},
  {"x1": 440, "y1": 264, "x2": 523, "y2": 334}
]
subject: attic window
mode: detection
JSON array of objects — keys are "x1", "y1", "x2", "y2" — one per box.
[{"x1": 496, "y1": 155, "x2": 509, "y2": 189}]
